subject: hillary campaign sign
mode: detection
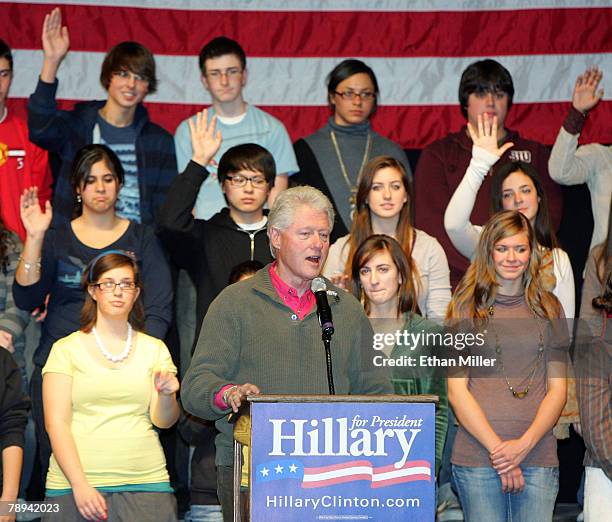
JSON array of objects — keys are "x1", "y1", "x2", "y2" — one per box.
[{"x1": 250, "y1": 400, "x2": 435, "y2": 521}]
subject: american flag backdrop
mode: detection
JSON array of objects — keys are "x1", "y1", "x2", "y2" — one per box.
[{"x1": 2, "y1": 0, "x2": 611, "y2": 149}]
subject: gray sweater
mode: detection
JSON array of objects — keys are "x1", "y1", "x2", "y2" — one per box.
[{"x1": 182, "y1": 265, "x2": 393, "y2": 465}]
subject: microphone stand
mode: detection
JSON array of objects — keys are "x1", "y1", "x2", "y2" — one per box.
[{"x1": 322, "y1": 329, "x2": 335, "y2": 395}]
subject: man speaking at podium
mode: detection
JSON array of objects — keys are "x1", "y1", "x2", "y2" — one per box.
[{"x1": 182, "y1": 186, "x2": 392, "y2": 521}]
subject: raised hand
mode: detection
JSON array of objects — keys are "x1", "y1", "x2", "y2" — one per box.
[
  {"x1": 188, "y1": 109, "x2": 222, "y2": 168},
  {"x1": 42, "y1": 7, "x2": 70, "y2": 64},
  {"x1": 154, "y1": 370, "x2": 180, "y2": 395},
  {"x1": 20, "y1": 187, "x2": 52, "y2": 238},
  {"x1": 572, "y1": 67, "x2": 604, "y2": 113},
  {"x1": 468, "y1": 114, "x2": 514, "y2": 158}
]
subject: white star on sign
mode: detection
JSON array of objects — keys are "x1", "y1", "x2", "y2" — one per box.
[
  {"x1": 275, "y1": 465, "x2": 284, "y2": 474},
  {"x1": 261, "y1": 467, "x2": 269, "y2": 477},
  {"x1": 289, "y1": 464, "x2": 298, "y2": 473}
]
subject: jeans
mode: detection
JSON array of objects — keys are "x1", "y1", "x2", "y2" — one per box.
[
  {"x1": 584, "y1": 466, "x2": 612, "y2": 522},
  {"x1": 452, "y1": 465, "x2": 558, "y2": 522},
  {"x1": 184, "y1": 504, "x2": 223, "y2": 522}
]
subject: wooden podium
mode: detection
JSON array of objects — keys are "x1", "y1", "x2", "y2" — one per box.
[{"x1": 234, "y1": 394, "x2": 438, "y2": 522}]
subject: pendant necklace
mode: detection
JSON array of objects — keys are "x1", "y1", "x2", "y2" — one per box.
[
  {"x1": 93, "y1": 324, "x2": 133, "y2": 363},
  {"x1": 330, "y1": 130, "x2": 372, "y2": 215},
  {"x1": 487, "y1": 305, "x2": 544, "y2": 399}
]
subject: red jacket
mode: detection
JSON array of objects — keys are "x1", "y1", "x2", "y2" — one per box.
[
  {"x1": 414, "y1": 126, "x2": 562, "y2": 288},
  {"x1": 0, "y1": 109, "x2": 52, "y2": 241}
]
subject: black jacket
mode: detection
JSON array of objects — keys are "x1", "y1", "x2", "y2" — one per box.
[
  {"x1": 157, "y1": 160, "x2": 273, "y2": 341},
  {"x1": 0, "y1": 349, "x2": 30, "y2": 488}
]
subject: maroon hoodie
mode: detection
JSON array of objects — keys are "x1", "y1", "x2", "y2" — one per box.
[{"x1": 414, "y1": 126, "x2": 562, "y2": 287}]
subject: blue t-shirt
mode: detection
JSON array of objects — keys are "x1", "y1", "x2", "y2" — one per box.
[
  {"x1": 174, "y1": 105, "x2": 298, "y2": 219},
  {"x1": 97, "y1": 116, "x2": 141, "y2": 223}
]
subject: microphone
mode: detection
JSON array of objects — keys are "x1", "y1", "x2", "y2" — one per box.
[{"x1": 311, "y1": 277, "x2": 334, "y2": 340}]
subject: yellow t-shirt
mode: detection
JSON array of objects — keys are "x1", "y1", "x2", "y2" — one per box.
[{"x1": 42, "y1": 331, "x2": 177, "y2": 490}]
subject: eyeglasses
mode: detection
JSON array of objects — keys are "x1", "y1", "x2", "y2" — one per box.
[
  {"x1": 112, "y1": 70, "x2": 149, "y2": 84},
  {"x1": 206, "y1": 67, "x2": 243, "y2": 80},
  {"x1": 92, "y1": 280, "x2": 137, "y2": 292},
  {"x1": 225, "y1": 174, "x2": 268, "y2": 189},
  {"x1": 334, "y1": 90, "x2": 376, "y2": 101}
]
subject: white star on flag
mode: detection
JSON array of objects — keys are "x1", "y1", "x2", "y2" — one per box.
[
  {"x1": 275, "y1": 465, "x2": 284, "y2": 474},
  {"x1": 260, "y1": 467, "x2": 269, "y2": 477},
  {"x1": 289, "y1": 464, "x2": 298, "y2": 473}
]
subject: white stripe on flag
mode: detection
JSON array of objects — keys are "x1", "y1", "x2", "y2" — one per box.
[{"x1": 12, "y1": 51, "x2": 612, "y2": 106}]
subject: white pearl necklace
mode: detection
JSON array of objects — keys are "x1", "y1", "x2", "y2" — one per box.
[{"x1": 92, "y1": 324, "x2": 133, "y2": 363}]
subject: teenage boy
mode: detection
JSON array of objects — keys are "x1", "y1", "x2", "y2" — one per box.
[
  {"x1": 28, "y1": 8, "x2": 176, "y2": 226},
  {"x1": 174, "y1": 36, "x2": 297, "y2": 219},
  {"x1": 0, "y1": 39, "x2": 52, "y2": 241},
  {"x1": 158, "y1": 111, "x2": 273, "y2": 521},
  {"x1": 414, "y1": 59, "x2": 563, "y2": 287},
  {"x1": 159, "y1": 110, "x2": 274, "y2": 339}
]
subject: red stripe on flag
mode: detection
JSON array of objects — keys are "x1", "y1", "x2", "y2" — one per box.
[
  {"x1": 4, "y1": 4, "x2": 610, "y2": 57},
  {"x1": 304, "y1": 459, "x2": 372, "y2": 473},
  {"x1": 8, "y1": 99, "x2": 611, "y2": 149}
]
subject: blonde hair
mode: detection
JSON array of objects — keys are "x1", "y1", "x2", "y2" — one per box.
[{"x1": 447, "y1": 210, "x2": 561, "y2": 321}]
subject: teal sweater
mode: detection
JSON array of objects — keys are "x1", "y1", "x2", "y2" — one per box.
[
  {"x1": 388, "y1": 313, "x2": 449, "y2": 475},
  {"x1": 182, "y1": 266, "x2": 393, "y2": 466}
]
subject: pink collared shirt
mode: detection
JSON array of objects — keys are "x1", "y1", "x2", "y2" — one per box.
[{"x1": 268, "y1": 262, "x2": 315, "y2": 320}]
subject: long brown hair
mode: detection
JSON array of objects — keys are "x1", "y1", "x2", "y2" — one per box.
[
  {"x1": 80, "y1": 251, "x2": 145, "y2": 332},
  {"x1": 490, "y1": 161, "x2": 558, "y2": 250},
  {"x1": 447, "y1": 210, "x2": 561, "y2": 321},
  {"x1": 593, "y1": 201, "x2": 612, "y2": 312},
  {"x1": 344, "y1": 156, "x2": 419, "y2": 291},
  {"x1": 350, "y1": 235, "x2": 420, "y2": 317}
]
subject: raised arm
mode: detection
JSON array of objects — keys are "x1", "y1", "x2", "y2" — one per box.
[
  {"x1": 157, "y1": 110, "x2": 222, "y2": 268},
  {"x1": 27, "y1": 8, "x2": 73, "y2": 153},
  {"x1": 549, "y1": 68, "x2": 604, "y2": 185},
  {"x1": 444, "y1": 115, "x2": 512, "y2": 259},
  {"x1": 15, "y1": 187, "x2": 52, "y2": 287},
  {"x1": 40, "y1": 7, "x2": 70, "y2": 84}
]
